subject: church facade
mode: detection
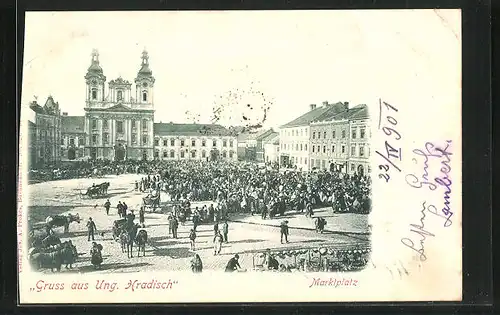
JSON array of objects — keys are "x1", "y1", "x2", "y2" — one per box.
[
  {"x1": 83, "y1": 49, "x2": 155, "y2": 161},
  {"x1": 44, "y1": 49, "x2": 238, "y2": 164}
]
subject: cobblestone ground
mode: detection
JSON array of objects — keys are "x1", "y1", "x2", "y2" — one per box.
[{"x1": 27, "y1": 174, "x2": 370, "y2": 274}]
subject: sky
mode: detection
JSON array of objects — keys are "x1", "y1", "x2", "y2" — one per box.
[{"x1": 21, "y1": 10, "x2": 461, "y2": 130}]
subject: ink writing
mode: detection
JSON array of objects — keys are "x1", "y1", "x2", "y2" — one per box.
[
  {"x1": 405, "y1": 141, "x2": 453, "y2": 227},
  {"x1": 401, "y1": 201, "x2": 445, "y2": 261},
  {"x1": 377, "y1": 99, "x2": 402, "y2": 183}
]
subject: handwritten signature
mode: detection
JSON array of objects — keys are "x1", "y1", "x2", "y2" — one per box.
[
  {"x1": 401, "y1": 201, "x2": 450, "y2": 261},
  {"x1": 405, "y1": 141, "x2": 453, "y2": 227}
]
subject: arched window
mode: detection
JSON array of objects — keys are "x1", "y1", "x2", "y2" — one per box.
[
  {"x1": 117, "y1": 90, "x2": 123, "y2": 101},
  {"x1": 142, "y1": 91, "x2": 148, "y2": 102},
  {"x1": 170, "y1": 150, "x2": 175, "y2": 158},
  {"x1": 91, "y1": 89, "x2": 97, "y2": 100}
]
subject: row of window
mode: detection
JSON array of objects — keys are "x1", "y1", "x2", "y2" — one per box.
[
  {"x1": 311, "y1": 144, "x2": 368, "y2": 157},
  {"x1": 61, "y1": 137, "x2": 85, "y2": 146},
  {"x1": 154, "y1": 138, "x2": 234, "y2": 148},
  {"x1": 281, "y1": 143, "x2": 308, "y2": 152},
  {"x1": 89, "y1": 134, "x2": 149, "y2": 146},
  {"x1": 154, "y1": 150, "x2": 235, "y2": 159},
  {"x1": 91, "y1": 119, "x2": 149, "y2": 133},
  {"x1": 281, "y1": 128, "x2": 308, "y2": 138},
  {"x1": 90, "y1": 89, "x2": 148, "y2": 102},
  {"x1": 312, "y1": 128, "x2": 366, "y2": 140}
]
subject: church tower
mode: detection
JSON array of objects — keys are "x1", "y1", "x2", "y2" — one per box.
[
  {"x1": 84, "y1": 49, "x2": 106, "y2": 107},
  {"x1": 134, "y1": 50, "x2": 155, "y2": 106}
]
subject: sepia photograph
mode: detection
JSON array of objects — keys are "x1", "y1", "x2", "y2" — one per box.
[{"x1": 18, "y1": 10, "x2": 462, "y2": 303}]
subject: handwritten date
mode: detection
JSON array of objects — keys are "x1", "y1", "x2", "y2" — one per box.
[{"x1": 377, "y1": 100, "x2": 402, "y2": 183}]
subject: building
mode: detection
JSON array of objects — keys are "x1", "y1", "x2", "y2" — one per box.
[
  {"x1": 254, "y1": 129, "x2": 276, "y2": 163},
  {"x1": 83, "y1": 49, "x2": 155, "y2": 161},
  {"x1": 28, "y1": 121, "x2": 37, "y2": 167},
  {"x1": 60, "y1": 114, "x2": 86, "y2": 161},
  {"x1": 153, "y1": 123, "x2": 237, "y2": 161},
  {"x1": 29, "y1": 96, "x2": 62, "y2": 167},
  {"x1": 262, "y1": 132, "x2": 280, "y2": 164},
  {"x1": 347, "y1": 104, "x2": 370, "y2": 176},
  {"x1": 236, "y1": 128, "x2": 273, "y2": 161},
  {"x1": 309, "y1": 104, "x2": 370, "y2": 175},
  {"x1": 279, "y1": 101, "x2": 348, "y2": 171}
]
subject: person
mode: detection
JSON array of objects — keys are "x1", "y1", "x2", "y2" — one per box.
[
  {"x1": 135, "y1": 181, "x2": 139, "y2": 191},
  {"x1": 90, "y1": 242, "x2": 103, "y2": 269},
  {"x1": 167, "y1": 213, "x2": 173, "y2": 235},
  {"x1": 213, "y1": 230, "x2": 223, "y2": 255},
  {"x1": 117, "y1": 201, "x2": 123, "y2": 218},
  {"x1": 268, "y1": 254, "x2": 279, "y2": 270},
  {"x1": 139, "y1": 206, "x2": 145, "y2": 227},
  {"x1": 190, "y1": 253, "x2": 203, "y2": 273},
  {"x1": 225, "y1": 254, "x2": 241, "y2": 272},
  {"x1": 104, "y1": 199, "x2": 111, "y2": 215},
  {"x1": 192, "y1": 211, "x2": 200, "y2": 231},
  {"x1": 123, "y1": 202, "x2": 128, "y2": 217},
  {"x1": 86, "y1": 217, "x2": 97, "y2": 241},
  {"x1": 189, "y1": 228, "x2": 197, "y2": 251},
  {"x1": 305, "y1": 201, "x2": 313, "y2": 217},
  {"x1": 280, "y1": 220, "x2": 289, "y2": 244},
  {"x1": 261, "y1": 203, "x2": 268, "y2": 220},
  {"x1": 222, "y1": 221, "x2": 229, "y2": 243},
  {"x1": 213, "y1": 222, "x2": 219, "y2": 236},
  {"x1": 171, "y1": 216, "x2": 179, "y2": 239}
]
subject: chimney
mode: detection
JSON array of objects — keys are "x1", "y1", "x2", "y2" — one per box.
[
  {"x1": 310, "y1": 104, "x2": 317, "y2": 111},
  {"x1": 62, "y1": 112, "x2": 68, "y2": 116},
  {"x1": 322, "y1": 101, "x2": 329, "y2": 107}
]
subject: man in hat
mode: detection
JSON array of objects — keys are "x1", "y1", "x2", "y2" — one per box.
[
  {"x1": 280, "y1": 220, "x2": 289, "y2": 244},
  {"x1": 86, "y1": 217, "x2": 97, "y2": 241},
  {"x1": 225, "y1": 254, "x2": 241, "y2": 272},
  {"x1": 104, "y1": 199, "x2": 111, "y2": 216}
]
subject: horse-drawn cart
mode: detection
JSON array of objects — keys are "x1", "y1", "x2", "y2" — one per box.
[
  {"x1": 142, "y1": 191, "x2": 161, "y2": 212},
  {"x1": 80, "y1": 182, "x2": 110, "y2": 199}
]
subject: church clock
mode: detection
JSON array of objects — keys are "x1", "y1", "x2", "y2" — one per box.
[
  {"x1": 91, "y1": 79, "x2": 97, "y2": 86},
  {"x1": 142, "y1": 82, "x2": 148, "y2": 88}
]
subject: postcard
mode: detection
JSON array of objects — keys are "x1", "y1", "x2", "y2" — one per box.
[{"x1": 17, "y1": 9, "x2": 462, "y2": 304}]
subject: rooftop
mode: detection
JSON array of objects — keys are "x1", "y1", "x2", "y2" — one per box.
[
  {"x1": 154, "y1": 122, "x2": 234, "y2": 137},
  {"x1": 280, "y1": 102, "x2": 348, "y2": 128}
]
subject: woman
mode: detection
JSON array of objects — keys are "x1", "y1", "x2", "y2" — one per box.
[
  {"x1": 190, "y1": 254, "x2": 203, "y2": 273},
  {"x1": 90, "y1": 242, "x2": 103, "y2": 270}
]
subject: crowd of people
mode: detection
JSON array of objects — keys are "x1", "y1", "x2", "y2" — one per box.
[{"x1": 157, "y1": 160, "x2": 371, "y2": 215}]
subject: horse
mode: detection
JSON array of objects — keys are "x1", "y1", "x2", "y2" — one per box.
[
  {"x1": 113, "y1": 219, "x2": 127, "y2": 241},
  {"x1": 46, "y1": 213, "x2": 81, "y2": 233},
  {"x1": 30, "y1": 249, "x2": 63, "y2": 272},
  {"x1": 119, "y1": 230, "x2": 129, "y2": 253},
  {"x1": 30, "y1": 231, "x2": 61, "y2": 249},
  {"x1": 98, "y1": 182, "x2": 110, "y2": 195},
  {"x1": 124, "y1": 224, "x2": 139, "y2": 258},
  {"x1": 135, "y1": 229, "x2": 148, "y2": 257}
]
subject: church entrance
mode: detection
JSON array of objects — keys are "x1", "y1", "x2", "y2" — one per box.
[
  {"x1": 114, "y1": 144, "x2": 125, "y2": 161},
  {"x1": 142, "y1": 150, "x2": 147, "y2": 161},
  {"x1": 90, "y1": 148, "x2": 97, "y2": 160},
  {"x1": 67, "y1": 147, "x2": 76, "y2": 160}
]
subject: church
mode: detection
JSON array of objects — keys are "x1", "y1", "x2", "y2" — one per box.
[{"x1": 44, "y1": 49, "x2": 237, "y2": 163}]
